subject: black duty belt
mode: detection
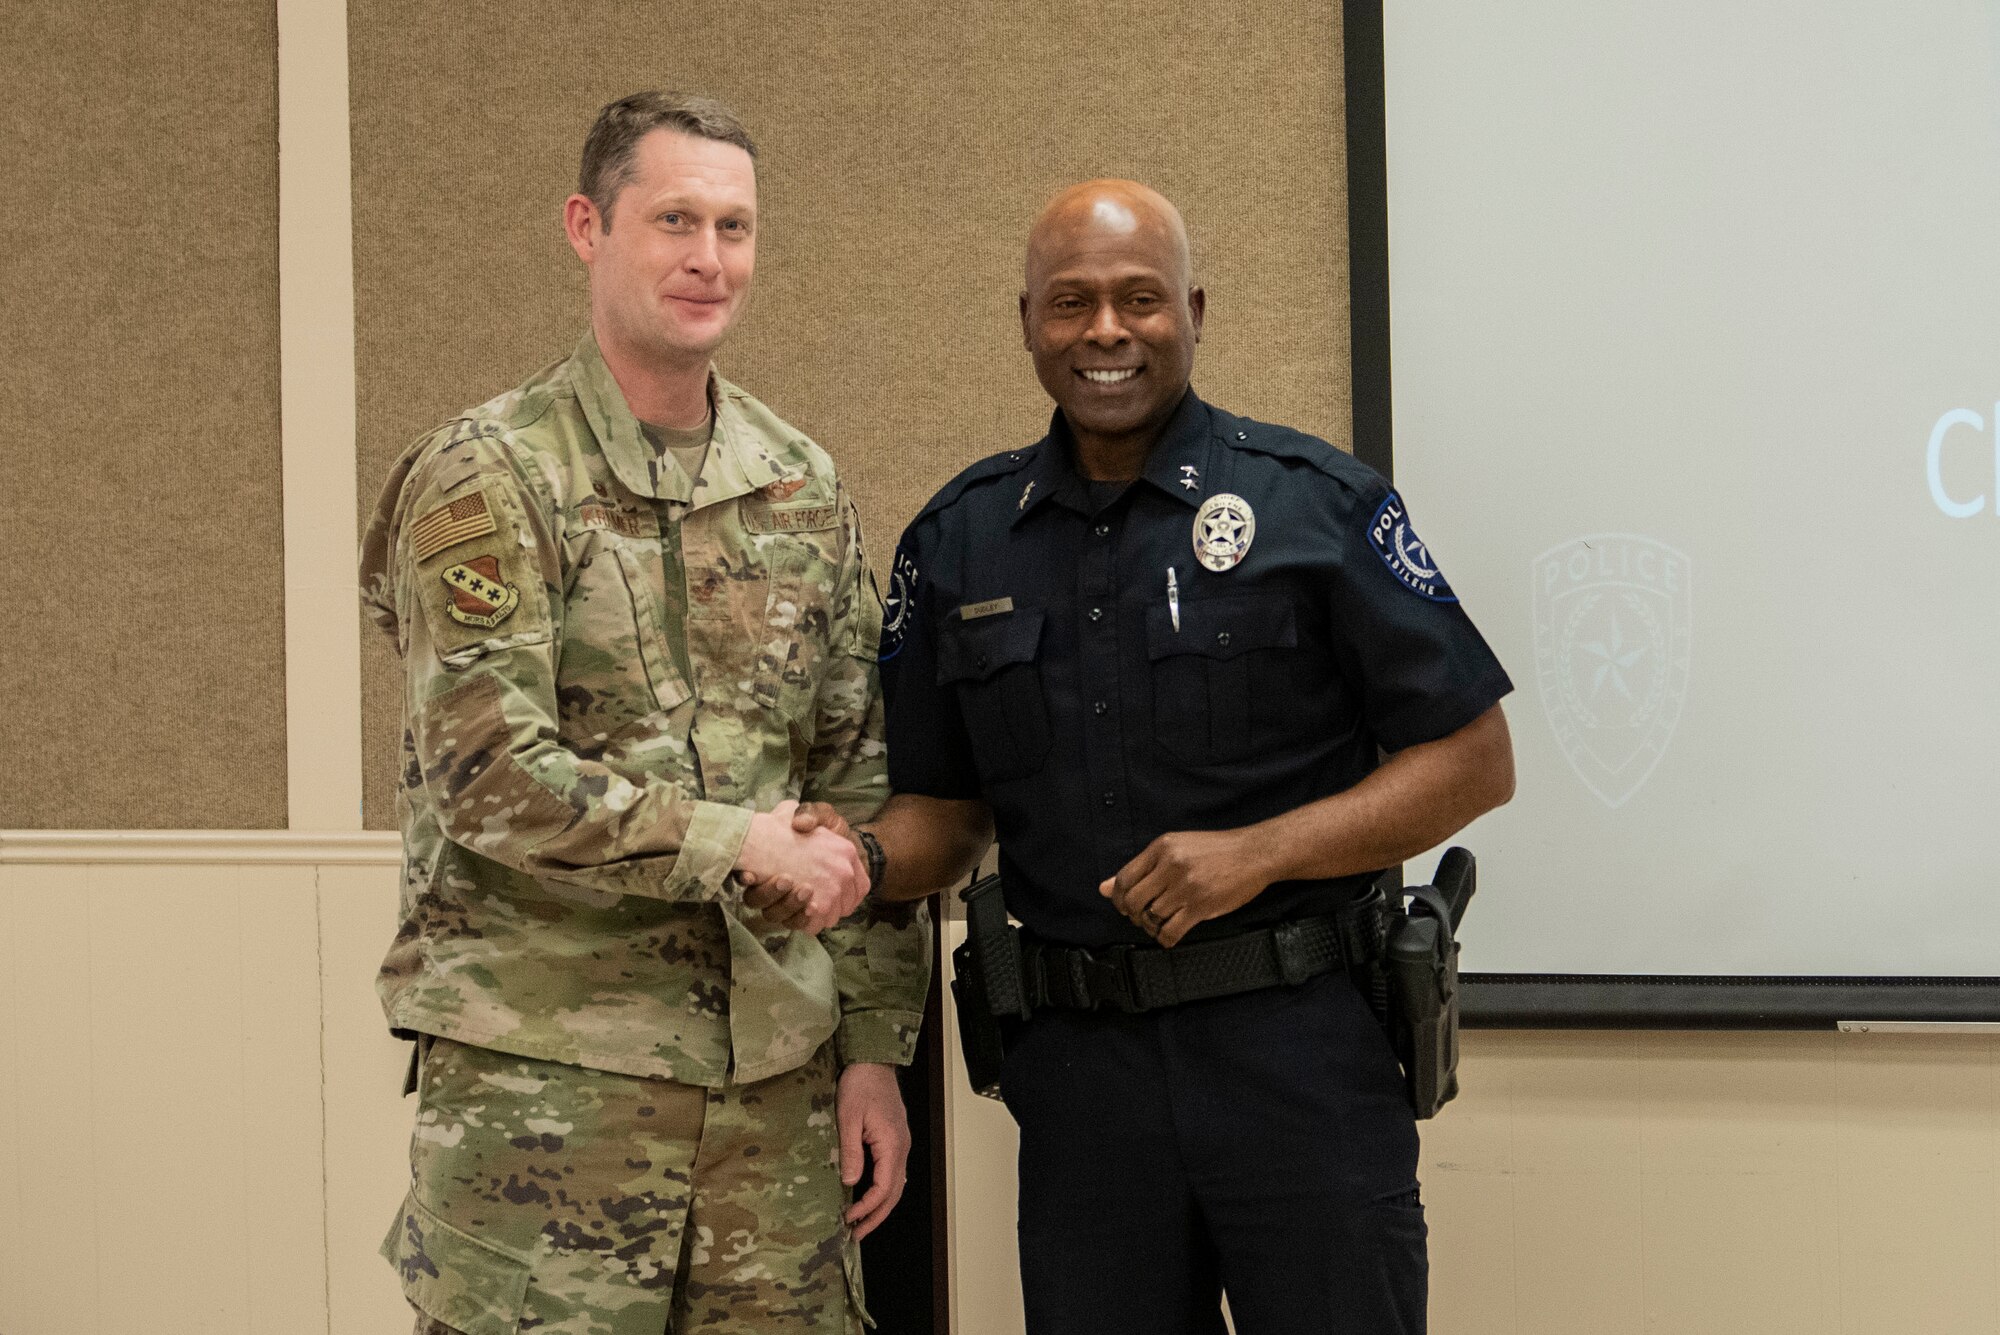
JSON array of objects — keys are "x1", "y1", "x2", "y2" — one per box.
[{"x1": 1022, "y1": 915, "x2": 1350, "y2": 1014}]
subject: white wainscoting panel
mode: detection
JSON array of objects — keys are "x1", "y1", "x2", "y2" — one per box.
[
  {"x1": 0, "y1": 836, "x2": 408, "y2": 1335},
  {"x1": 320, "y1": 859, "x2": 418, "y2": 1334}
]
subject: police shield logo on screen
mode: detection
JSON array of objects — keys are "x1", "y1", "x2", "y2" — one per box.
[{"x1": 1532, "y1": 535, "x2": 1691, "y2": 808}]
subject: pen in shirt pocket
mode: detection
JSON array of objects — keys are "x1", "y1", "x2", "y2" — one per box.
[{"x1": 1166, "y1": 565, "x2": 1180, "y2": 632}]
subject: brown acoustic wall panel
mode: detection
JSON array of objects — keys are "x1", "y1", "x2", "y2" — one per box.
[
  {"x1": 354, "y1": 2, "x2": 1348, "y2": 829},
  {"x1": 1, "y1": 1, "x2": 286, "y2": 828}
]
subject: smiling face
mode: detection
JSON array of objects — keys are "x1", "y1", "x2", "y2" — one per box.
[
  {"x1": 1020, "y1": 181, "x2": 1204, "y2": 466},
  {"x1": 565, "y1": 128, "x2": 757, "y2": 373}
]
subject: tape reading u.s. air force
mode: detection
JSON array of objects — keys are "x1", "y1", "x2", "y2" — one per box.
[
  {"x1": 1368, "y1": 492, "x2": 1457, "y2": 602},
  {"x1": 747, "y1": 504, "x2": 838, "y2": 533},
  {"x1": 879, "y1": 544, "x2": 919, "y2": 662}
]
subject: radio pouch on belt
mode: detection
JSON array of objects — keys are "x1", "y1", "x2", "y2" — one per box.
[
  {"x1": 1385, "y1": 847, "x2": 1476, "y2": 1120},
  {"x1": 950, "y1": 873, "x2": 1026, "y2": 1099}
]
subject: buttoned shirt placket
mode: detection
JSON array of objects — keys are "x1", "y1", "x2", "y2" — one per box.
[
  {"x1": 1076, "y1": 486, "x2": 1133, "y2": 868},
  {"x1": 1010, "y1": 394, "x2": 1235, "y2": 886}
]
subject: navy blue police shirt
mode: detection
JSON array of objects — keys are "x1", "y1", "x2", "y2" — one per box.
[{"x1": 881, "y1": 389, "x2": 1512, "y2": 948}]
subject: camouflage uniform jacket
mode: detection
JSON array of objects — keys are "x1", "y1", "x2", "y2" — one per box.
[{"x1": 359, "y1": 331, "x2": 929, "y2": 1086}]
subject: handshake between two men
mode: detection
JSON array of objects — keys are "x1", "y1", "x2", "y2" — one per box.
[{"x1": 736, "y1": 800, "x2": 878, "y2": 935}]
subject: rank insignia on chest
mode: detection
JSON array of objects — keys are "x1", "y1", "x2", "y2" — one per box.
[
  {"x1": 1193, "y1": 493, "x2": 1256, "y2": 572},
  {"x1": 441, "y1": 556, "x2": 521, "y2": 628}
]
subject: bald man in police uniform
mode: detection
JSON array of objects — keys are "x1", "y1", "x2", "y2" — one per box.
[{"x1": 830, "y1": 180, "x2": 1516, "y2": 1334}]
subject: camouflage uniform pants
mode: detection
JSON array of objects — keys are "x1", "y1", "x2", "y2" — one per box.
[{"x1": 383, "y1": 1036, "x2": 868, "y2": 1335}]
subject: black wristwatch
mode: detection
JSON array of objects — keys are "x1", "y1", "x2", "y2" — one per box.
[{"x1": 857, "y1": 829, "x2": 887, "y2": 890}]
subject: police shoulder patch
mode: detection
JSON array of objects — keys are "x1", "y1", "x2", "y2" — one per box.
[
  {"x1": 878, "y1": 543, "x2": 920, "y2": 662},
  {"x1": 1367, "y1": 492, "x2": 1457, "y2": 602}
]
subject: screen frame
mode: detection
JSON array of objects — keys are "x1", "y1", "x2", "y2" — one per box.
[{"x1": 1342, "y1": 0, "x2": 2000, "y2": 1027}]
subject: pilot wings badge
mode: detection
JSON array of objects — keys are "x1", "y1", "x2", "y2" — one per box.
[{"x1": 1532, "y1": 534, "x2": 1692, "y2": 809}]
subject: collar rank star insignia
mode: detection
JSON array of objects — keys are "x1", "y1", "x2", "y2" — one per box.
[
  {"x1": 1192, "y1": 493, "x2": 1255, "y2": 572},
  {"x1": 441, "y1": 556, "x2": 521, "y2": 628},
  {"x1": 1179, "y1": 464, "x2": 1200, "y2": 491}
]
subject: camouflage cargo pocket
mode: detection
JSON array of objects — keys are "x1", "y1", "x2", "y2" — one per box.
[{"x1": 381, "y1": 1189, "x2": 533, "y2": 1335}]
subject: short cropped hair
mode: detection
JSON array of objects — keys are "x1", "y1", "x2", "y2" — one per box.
[{"x1": 578, "y1": 91, "x2": 757, "y2": 230}]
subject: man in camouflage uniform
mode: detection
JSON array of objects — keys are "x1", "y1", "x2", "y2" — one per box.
[{"x1": 358, "y1": 92, "x2": 929, "y2": 1335}]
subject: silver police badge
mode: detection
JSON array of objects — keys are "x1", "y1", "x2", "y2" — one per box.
[
  {"x1": 1192, "y1": 493, "x2": 1255, "y2": 572},
  {"x1": 1532, "y1": 534, "x2": 1692, "y2": 808}
]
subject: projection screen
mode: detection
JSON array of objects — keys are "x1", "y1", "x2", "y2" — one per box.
[{"x1": 1385, "y1": 2, "x2": 2000, "y2": 978}]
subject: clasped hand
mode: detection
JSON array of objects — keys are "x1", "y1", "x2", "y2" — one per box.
[
  {"x1": 738, "y1": 800, "x2": 868, "y2": 934},
  {"x1": 1099, "y1": 828, "x2": 1269, "y2": 947}
]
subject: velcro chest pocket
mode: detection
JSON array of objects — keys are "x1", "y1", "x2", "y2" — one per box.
[
  {"x1": 1146, "y1": 593, "x2": 1298, "y2": 766},
  {"x1": 937, "y1": 607, "x2": 1050, "y2": 783},
  {"x1": 742, "y1": 482, "x2": 846, "y2": 719},
  {"x1": 562, "y1": 502, "x2": 690, "y2": 730}
]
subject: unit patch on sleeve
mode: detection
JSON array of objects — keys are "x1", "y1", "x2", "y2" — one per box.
[
  {"x1": 879, "y1": 544, "x2": 919, "y2": 662},
  {"x1": 1367, "y1": 492, "x2": 1457, "y2": 602},
  {"x1": 441, "y1": 556, "x2": 521, "y2": 627},
  {"x1": 409, "y1": 490, "x2": 498, "y2": 561}
]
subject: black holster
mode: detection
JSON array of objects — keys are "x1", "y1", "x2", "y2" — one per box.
[
  {"x1": 950, "y1": 874, "x2": 1027, "y2": 1099},
  {"x1": 1369, "y1": 847, "x2": 1476, "y2": 1120}
]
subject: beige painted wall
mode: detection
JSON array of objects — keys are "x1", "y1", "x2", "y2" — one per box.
[{"x1": 1422, "y1": 1029, "x2": 2000, "y2": 1334}]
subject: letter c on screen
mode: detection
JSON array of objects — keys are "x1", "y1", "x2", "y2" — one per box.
[{"x1": 1927, "y1": 407, "x2": 1986, "y2": 518}]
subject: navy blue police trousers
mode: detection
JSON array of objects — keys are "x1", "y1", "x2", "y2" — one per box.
[{"x1": 999, "y1": 966, "x2": 1426, "y2": 1335}]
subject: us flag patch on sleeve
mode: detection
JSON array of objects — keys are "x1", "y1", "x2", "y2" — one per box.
[{"x1": 410, "y1": 490, "x2": 497, "y2": 561}]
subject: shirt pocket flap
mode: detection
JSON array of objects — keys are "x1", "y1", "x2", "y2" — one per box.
[
  {"x1": 381, "y1": 1190, "x2": 533, "y2": 1335},
  {"x1": 936, "y1": 607, "x2": 1046, "y2": 684},
  {"x1": 1146, "y1": 593, "x2": 1297, "y2": 661}
]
